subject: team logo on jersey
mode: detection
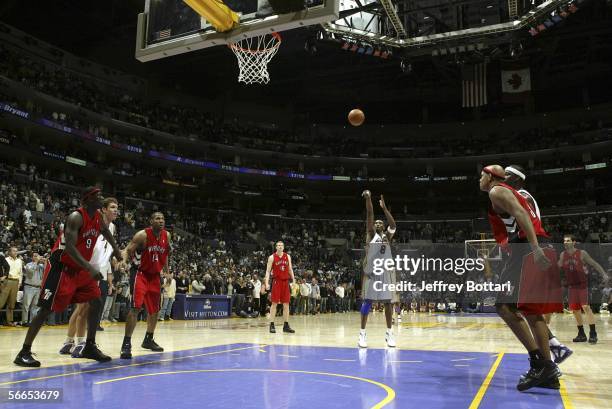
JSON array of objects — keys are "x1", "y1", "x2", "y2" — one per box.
[
  {"x1": 147, "y1": 245, "x2": 166, "y2": 253},
  {"x1": 82, "y1": 228, "x2": 99, "y2": 238}
]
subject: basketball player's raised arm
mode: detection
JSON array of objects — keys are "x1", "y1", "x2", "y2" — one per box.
[
  {"x1": 581, "y1": 250, "x2": 608, "y2": 282},
  {"x1": 379, "y1": 195, "x2": 396, "y2": 240},
  {"x1": 287, "y1": 254, "x2": 295, "y2": 282},
  {"x1": 63, "y1": 211, "x2": 100, "y2": 279},
  {"x1": 489, "y1": 187, "x2": 549, "y2": 268},
  {"x1": 264, "y1": 254, "x2": 274, "y2": 290},
  {"x1": 124, "y1": 230, "x2": 147, "y2": 261},
  {"x1": 362, "y1": 190, "x2": 375, "y2": 241}
]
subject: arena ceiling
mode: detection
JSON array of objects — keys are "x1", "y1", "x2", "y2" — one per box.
[{"x1": 1, "y1": 0, "x2": 612, "y2": 122}]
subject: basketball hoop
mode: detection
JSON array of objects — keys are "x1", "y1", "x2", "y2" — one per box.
[{"x1": 229, "y1": 32, "x2": 281, "y2": 85}]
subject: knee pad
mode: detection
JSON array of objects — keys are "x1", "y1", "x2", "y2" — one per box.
[{"x1": 360, "y1": 300, "x2": 372, "y2": 315}]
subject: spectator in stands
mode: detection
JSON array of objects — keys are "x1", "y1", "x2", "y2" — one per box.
[
  {"x1": 191, "y1": 276, "x2": 204, "y2": 295},
  {"x1": 1, "y1": 247, "x2": 23, "y2": 326},
  {"x1": 310, "y1": 278, "x2": 320, "y2": 315},
  {"x1": 299, "y1": 279, "x2": 310, "y2": 314},
  {"x1": 176, "y1": 271, "x2": 190, "y2": 295},
  {"x1": 22, "y1": 252, "x2": 44, "y2": 326},
  {"x1": 335, "y1": 283, "x2": 345, "y2": 313},
  {"x1": 319, "y1": 281, "x2": 328, "y2": 313},
  {"x1": 290, "y1": 280, "x2": 300, "y2": 315},
  {"x1": 252, "y1": 275, "x2": 262, "y2": 313},
  {"x1": 159, "y1": 272, "x2": 176, "y2": 321}
]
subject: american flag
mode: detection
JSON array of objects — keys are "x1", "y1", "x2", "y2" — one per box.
[
  {"x1": 155, "y1": 29, "x2": 172, "y2": 40},
  {"x1": 461, "y1": 63, "x2": 488, "y2": 108}
]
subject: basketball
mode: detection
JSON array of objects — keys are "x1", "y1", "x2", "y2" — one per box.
[{"x1": 348, "y1": 109, "x2": 365, "y2": 126}]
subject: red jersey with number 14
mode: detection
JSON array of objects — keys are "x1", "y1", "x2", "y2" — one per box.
[
  {"x1": 57, "y1": 207, "x2": 101, "y2": 270},
  {"x1": 272, "y1": 252, "x2": 290, "y2": 280},
  {"x1": 139, "y1": 227, "x2": 170, "y2": 276}
]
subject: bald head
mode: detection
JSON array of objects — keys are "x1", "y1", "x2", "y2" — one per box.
[
  {"x1": 479, "y1": 164, "x2": 505, "y2": 192},
  {"x1": 483, "y1": 165, "x2": 505, "y2": 179}
]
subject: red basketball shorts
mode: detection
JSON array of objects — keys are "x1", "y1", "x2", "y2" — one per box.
[
  {"x1": 517, "y1": 247, "x2": 564, "y2": 315},
  {"x1": 568, "y1": 286, "x2": 589, "y2": 311},
  {"x1": 270, "y1": 279, "x2": 290, "y2": 304},
  {"x1": 39, "y1": 251, "x2": 101, "y2": 313},
  {"x1": 131, "y1": 270, "x2": 161, "y2": 314}
]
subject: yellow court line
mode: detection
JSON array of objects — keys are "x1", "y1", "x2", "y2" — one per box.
[
  {"x1": 559, "y1": 379, "x2": 574, "y2": 409},
  {"x1": 468, "y1": 351, "x2": 505, "y2": 409},
  {"x1": 95, "y1": 368, "x2": 396, "y2": 409},
  {"x1": 0, "y1": 344, "x2": 265, "y2": 387}
]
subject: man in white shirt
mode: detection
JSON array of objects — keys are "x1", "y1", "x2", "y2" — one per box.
[
  {"x1": 22, "y1": 253, "x2": 45, "y2": 326},
  {"x1": 23, "y1": 209, "x2": 32, "y2": 225},
  {"x1": 335, "y1": 284, "x2": 345, "y2": 313},
  {"x1": 159, "y1": 272, "x2": 176, "y2": 321},
  {"x1": 191, "y1": 277, "x2": 205, "y2": 294},
  {"x1": 300, "y1": 279, "x2": 311, "y2": 314},
  {"x1": 252, "y1": 275, "x2": 262, "y2": 312},
  {"x1": 0, "y1": 247, "x2": 23, "y2": 326}
]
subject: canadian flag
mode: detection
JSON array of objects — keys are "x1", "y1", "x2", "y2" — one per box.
[
  {"x1": 501, "y1": 68, "x2": 531, "y2": 94},
  {"x1": 501, "y1": 60, "x2": 531, "y2": 103}
]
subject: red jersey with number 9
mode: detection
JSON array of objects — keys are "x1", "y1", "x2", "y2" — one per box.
[
  {"x1": 139, "y1": 227, "x2": 169, "y2": 276},
  {"x1": 272, "y1": 252, "x2": 290, "y2": 280},
  {"x1": 59, "y1": 207, "x2": 101, "y2": 270}
]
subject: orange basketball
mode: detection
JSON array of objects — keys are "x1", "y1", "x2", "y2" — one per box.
[{"x1": 348, "y1": 109, "x2": 365, "y2": 126}]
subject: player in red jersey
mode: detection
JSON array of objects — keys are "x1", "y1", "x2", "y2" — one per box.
[
  {"x1": 120, "y1": 212, "x2": 171, "y2": 359},
  {"x1": 14, "y1": 187, "x2": 123, "y2": 367},
  {"x1": 559, "y1": 234, "x2": 608, "y2": 344},
  {"x1": 480, "y1": 165, "x2": 562, "y2": 391},
  {"x1": 264, "y1": 241, "x2": 295, "y2": 334},
  {"x1": 504, "y1": 165, "x2": 573, "y2": 364}
]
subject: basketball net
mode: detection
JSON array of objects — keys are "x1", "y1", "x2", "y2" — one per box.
[{"x1": 229, "y1": 32, "x2": 281, "y2": 85}]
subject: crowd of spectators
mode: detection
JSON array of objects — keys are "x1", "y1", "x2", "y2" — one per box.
[
  {"x1": 1, "y1": 42, "x2": 611, "y2": 162},
  {"x1": 2, "y1": 162, "x2": 612, "y2": 325}
]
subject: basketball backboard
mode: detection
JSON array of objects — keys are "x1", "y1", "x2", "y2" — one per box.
[{"x1": 135, "y1": 0, "x2": 339, "y2": 62}]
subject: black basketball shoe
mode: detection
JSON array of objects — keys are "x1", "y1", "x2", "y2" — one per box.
[
  {"x1": 517, "y1": 360, "x2": 561, "y2": 392},
  {"x1": 120, "y1": 343, "x2": 132, "y2": 359},
  {"x1": 142, "y1": 338, "x2": 164, "y2": 352},
  {"x1": 14, "y1": 351, "x2": 41, "y2": 367},
  {"x1": 573, "y1": 333, "x2": 587, "y2": 342},
  {"x1": 80, "y1": 342, "x2": 112, "y2": 362}
]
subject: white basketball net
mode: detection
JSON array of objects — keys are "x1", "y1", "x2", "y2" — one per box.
[{"x1": 229, "y1": 33, "x2": 281, "y2": 85}]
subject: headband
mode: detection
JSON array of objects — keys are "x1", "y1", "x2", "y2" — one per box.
[
  {"x1": 82, "y1": 187, "x2": 101, "y2": 200},
  {"x1": 483, "y1": 166, "x2": 505, "y2": 179},
  {"x1": 505, "y1": 166, "x2": 526, "y2": 180}
]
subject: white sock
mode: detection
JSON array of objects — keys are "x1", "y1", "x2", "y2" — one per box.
[
  {"x1": 386, "y1": 328, "x2": 393, "y2": 335},
  {"x1": 76, "y1": 337, "x2": 86, "y2": 345},
  {"x1": 360, "y1": 329, "x2": 366, "y2": 336},
  {"x1": 65, "y1": 337, "x2": 74, "y2": 344},
  {"x1": 549, "y1": 337, "x2": 561, "y2": 347}
]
